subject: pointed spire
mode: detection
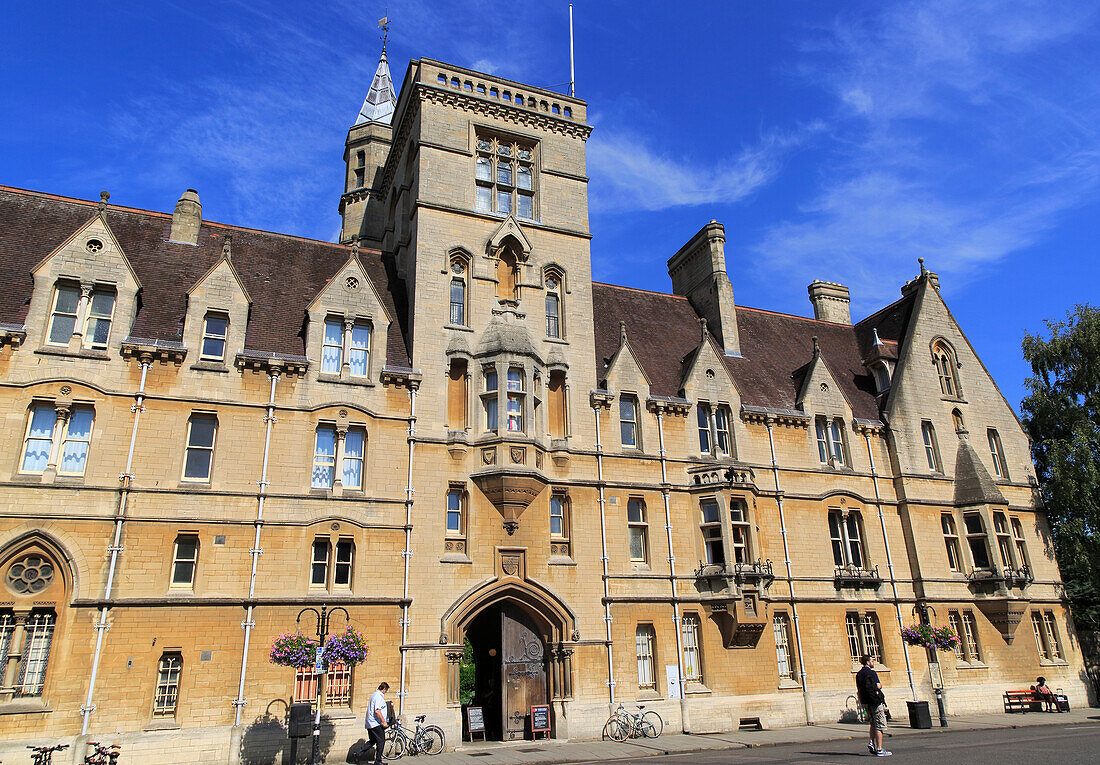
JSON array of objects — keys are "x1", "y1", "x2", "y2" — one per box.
[{"x1": 355, "y1": 48, "x2": 398, "y2": 126}]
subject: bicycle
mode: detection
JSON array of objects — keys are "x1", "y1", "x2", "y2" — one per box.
[
  {"x1": 27, "y1": 745, "x2": 68, "y2": 765},
  {"x1": 85, "y1": 742, "x2": 121, "y2": 764},
  {"x1": 602, "y1": 704, "x2": 663, "y2": 741},
  {"x1": 383, "y1": 714, "x2": 445, "y2": 758}
]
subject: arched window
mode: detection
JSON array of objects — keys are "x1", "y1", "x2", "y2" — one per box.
[
  {"x1": 952, "y1": 408, "x2": 966, "y2": 434},
  {"x1": 544, "y1": 269, "x2": 563, "y2": 338},
  {"x1": 496, "y1": 251, "x2": 518, "y2": 302},
  {"x1": 153, "y1": 654, "x2": 183, "y2": 717},
  {"x1": 449, "y1": 255, "x2": 468, "y2": 326},
  {"x1": 933, "y1": 341, "x2": 960, "y2": 397}
]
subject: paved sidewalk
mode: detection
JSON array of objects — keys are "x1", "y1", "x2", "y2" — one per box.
[{"x1": 428, "y1": 709, "x2": 1098, "y2": 764}]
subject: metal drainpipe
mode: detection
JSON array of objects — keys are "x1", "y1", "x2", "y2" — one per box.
[
  {"x1": 81, "y1": 358, "x2": 150, "y2": 734},
  {"x1": 864, "y1": 431, "x2": 917, "y2": 701},
  {"x1": 398, "y1": 385, "x2": 418, "y2": 715},
  {"x1": 233, "y1": 371, "x2": 280, "y2": 725},
  {"x1": 593, "y1": 404, "x2": 615, "y2": 704},
  {"x1": 653, "y1": 410, "x2": 686, "y2": 713},
  {"x1": 765, "y1": 418, "x2": 813, "y2": 724}
]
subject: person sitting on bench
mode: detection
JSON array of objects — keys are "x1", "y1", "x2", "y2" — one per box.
[{"x1": 1033, "y1": 677, "x2": 1056, "y2": 712}]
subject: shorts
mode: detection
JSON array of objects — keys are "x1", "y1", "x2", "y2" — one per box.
[{"x1": 866, "y1": 703, "x2": 888, "y2": 732}]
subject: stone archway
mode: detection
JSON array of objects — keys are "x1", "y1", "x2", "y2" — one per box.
[{"x1": 442, "y1": 571, "x2": 576, "y2": 740}]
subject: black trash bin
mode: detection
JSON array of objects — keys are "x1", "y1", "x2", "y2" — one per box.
[
  {"x1": 906, "y1": 700, "x2": 933, "y2": 729},
  {"x1": 288, "y1": 702, "x2": 313, "y2": 738}
]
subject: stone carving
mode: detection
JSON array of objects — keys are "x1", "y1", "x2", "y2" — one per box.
[
  {"x1": 510, "y1": 446, "x2": 526, "y2": 465},
  {"x1": 482, "y1": 448, "x2": 496, "y2": 465},
  {"x1": 502, "y1": 555, "x2": 521, "y2": 577},
  {"x1": 535, "y1": 451, "x2": 543, "y2": 469},
  {"x1": 571, "y1": 630, "x2": 581, "y2": 643}
]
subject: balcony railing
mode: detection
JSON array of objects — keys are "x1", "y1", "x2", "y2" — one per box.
[
  {"x1": 834, "y1": 564, "x2": 882, "y2": 588},
  {"x1": 1003, "y1": 565, "x2": 1034, "y2": 588},
  {"x1": 734, "y1": 559, "x2": 775, "y2": 588}
]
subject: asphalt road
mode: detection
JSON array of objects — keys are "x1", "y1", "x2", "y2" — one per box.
[{"x1": 581, "y1": 721, "x2": 1100, "y2": 764}]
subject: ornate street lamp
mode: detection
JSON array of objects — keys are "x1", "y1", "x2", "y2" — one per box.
[
  {"x1": 296, "y1": 603, "x2": 350, "y2": 765},
  {"x1": 913, "y1": 602, "x2": 948, "y2": 727}
]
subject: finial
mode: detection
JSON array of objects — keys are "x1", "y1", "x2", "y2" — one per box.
[
  {"x1": 350, "y1": 234, "x2": 361, "y2": 261},
  {"x1": 699, "y1": 317, "x2": 708, "y2": 342},
  {"x1": 872, "y1": 327, "x2": 883, "y2": 346},
  {"x1": 378, "y1": 12, "x2": 390, "y2": 51},
  {"x1": 221, "y1": 232, "x2": 233, "y2": 260},
  {"x1": 98, "y1": 191, "x2": 110, "y2": 214},
  {"x1": 918, "y1": 257, "x2": 928, "y2": 276},
  {"x1": 812, "y1": 335, "x2": 820, "y2": 357},
  {"x1": 619, "y1": 320, "x2": 627, "y2": 346}
]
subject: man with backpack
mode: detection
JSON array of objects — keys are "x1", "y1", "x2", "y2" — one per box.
[{"x1": 856, "y1": 654, "x2": 891, "y2": 757}]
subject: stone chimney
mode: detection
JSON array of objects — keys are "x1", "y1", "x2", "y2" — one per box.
[
  {"x1": 170, "y1": 189, "x2": 202, "y2": 245},
  {"x1": 667, "y1": 221, "x2": 740, "y2": 355},
  {"x1": 808, "y1": 280, "x2": 851, "y2": 324}
]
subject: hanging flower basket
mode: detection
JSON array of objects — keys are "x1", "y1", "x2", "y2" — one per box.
[
  {"x1": 269, "y1": 632, "x2": 320, "y2": 668},
  {"x1": 325, "y1": 626, "x2": 370, "y2": 666},
  {"x1": 900, "y1": 624, "x2": 960, "y2": 651}
]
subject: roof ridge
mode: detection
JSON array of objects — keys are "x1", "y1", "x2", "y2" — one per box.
[
  {"x1": 737, "y1": 304, "x2": 853, "y2": 326},
  {"x1": 0, "y1": 184, "x2": 379, "y2": 254},
  {"x1": 592, "y1": 281, "x2": 689, "y2": 299}
]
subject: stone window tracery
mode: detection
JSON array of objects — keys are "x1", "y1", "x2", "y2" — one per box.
[
  {"x1": 475, "y1": 133, "x2": 536, "y2": 219},
  {"x1": 5, "y1": 554, "x2": 55, "y2": 595}
]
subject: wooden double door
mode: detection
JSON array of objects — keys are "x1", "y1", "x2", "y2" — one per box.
[{"x1": 469, "y1": 603, "x2": 548, "y2": 740}]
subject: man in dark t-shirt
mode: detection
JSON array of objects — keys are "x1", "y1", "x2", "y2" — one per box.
[{"x1": 855, "y1": 654, "x2": 891, "y2": 757}]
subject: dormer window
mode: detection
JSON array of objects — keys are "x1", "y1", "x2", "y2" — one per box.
[
  {"x1": 349, "y1": 324, "x2": 370, "y2": 377},
  {"x1": 474, "y1": 132, "x2": 536, "y2": 219},
  {"x1": 84, "y1": 290, "x2": 116, "y2": 350},
  {"x1": 322, "y1": 319, "x2": 343, "y2": 374},
  {"x1": 815, "y1": 416, "x2": 846, "y2": 466},
  {"x1": 201, "y1": 314, "x2": 228, "y2": 361},
  {"x1": 47, "y1": 283, "x2": 115, "y2": 350},
  {"x1": 47, "y1": 285, "x2": 80, "y2": 345}
]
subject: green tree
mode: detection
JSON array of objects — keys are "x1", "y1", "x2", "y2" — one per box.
[{"x1": 1021, "y1": 304, "x2": 1100, "y2": 628}]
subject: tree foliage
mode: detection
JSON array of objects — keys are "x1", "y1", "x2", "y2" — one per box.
[{"x1": 1021, "y1": 304, "x2": 1100, "y2": 628}]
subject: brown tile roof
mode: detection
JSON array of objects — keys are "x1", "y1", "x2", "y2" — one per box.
[
  {"x1": 592, "y1": 284, "x2": 885, "y2": 420},
  {"x1": 0, "y1": 186, "x2": 410, "y2": 366}
]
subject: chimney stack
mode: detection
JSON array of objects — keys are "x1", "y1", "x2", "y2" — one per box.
[
  {"x1": 170, "y1": 189, "x2": 202, "y2": 245},
  {"x1": 667, "y1": 221, "x2": 741, "y2": 355},
  {"x1": 808, "y1": 280, "x2": 851, "y2": 324}
]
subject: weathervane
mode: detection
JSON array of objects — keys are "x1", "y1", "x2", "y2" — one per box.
[{"x1": 379, "y1": 11, "x2": 390, "y2": 51}]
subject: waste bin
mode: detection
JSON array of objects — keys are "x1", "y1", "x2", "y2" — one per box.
[{"x1": 906, "y1": 700, "x2": 933, "y2": 729}]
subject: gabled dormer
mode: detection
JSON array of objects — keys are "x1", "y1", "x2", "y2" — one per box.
[
  {"x1": 184, "y1": 233, "x2": 251, "y2": 371},
  {"x1": 305, "y1": 244, "x2": 393, "y2": 385},
  {"x1": 797, "y1": 336, "x2": 854, "y2": 469},
  {"x1": 27, "y1": 194, "x2": 141, "y2": 359},
  {"x1": 601, "y1": 321, "x2": 652, "y2": 452},
  {"x1": 680, "y1": 319, "x2": 741, "y2": 459}
]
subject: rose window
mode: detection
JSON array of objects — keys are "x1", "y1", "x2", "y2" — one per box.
[{"x1": 6, "y1": 554, "x2": 55, "y2": 594}]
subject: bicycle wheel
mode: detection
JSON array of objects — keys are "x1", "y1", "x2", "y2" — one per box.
[
  {"x1": 603, "y1": 716, "x2": 628, "y2": 742},
  {"x1": 640, "y1": 710, "x2": 664, "y2": 738},
  {"x1": 383, "y1": 729, "x2": 407, "y2": 760},
  {"x1": 421, "y1": 725, "x2": 445, "y2": 755}
]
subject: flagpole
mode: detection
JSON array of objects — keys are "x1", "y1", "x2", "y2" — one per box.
[{"x1": 569, "y1": 4, "x2": 575, "y2": 97}]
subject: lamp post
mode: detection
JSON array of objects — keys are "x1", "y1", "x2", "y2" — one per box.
[
  {"x1": 297, "y1": 603, "x2": 350, "y2": 765},
  {"x1": 913, "y1": 602, "x2": 948, "y2": 727}
]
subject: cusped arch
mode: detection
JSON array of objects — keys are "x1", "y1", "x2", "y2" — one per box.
[
  {"x1": 0, "y1": 528, "x2": 81, "y2": 603},
  {"x1": 441, "y1": 577, "x2": 576, "y2": 645}
]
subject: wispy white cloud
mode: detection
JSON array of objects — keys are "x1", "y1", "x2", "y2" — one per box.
[
  {"x1": 755, "y1": 0, "x2": 1100, "y2": 309},
  {"x1": 588, "y1": 124, "x2": 820, "y2": 213}
]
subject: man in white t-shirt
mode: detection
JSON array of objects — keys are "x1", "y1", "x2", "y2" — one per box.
[{"x1": 363, "y1": 681, "x2": 389, "y2": 765}]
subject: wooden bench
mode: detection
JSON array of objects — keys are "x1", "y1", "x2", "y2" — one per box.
[{"x1": 1003, "y1": 689, "x2": 1070, "y2": 713}]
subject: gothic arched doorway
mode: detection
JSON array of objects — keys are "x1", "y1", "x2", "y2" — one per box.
[
  {"x1": 465, "y1": 602, "x2": 547, "y2": 740},
  {"x1": 444, "y1": 574, "x2": 575, "y2": 742}
]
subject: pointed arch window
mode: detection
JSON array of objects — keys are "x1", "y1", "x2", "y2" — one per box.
[
  {"x1": 496, "y1": 250, "x2": 518, "y2": 302},
  {"x1": 987, "y1": 429, "x2": 1009, "y2": 479},
  {"x1": 932, "y1": 341, "x2": 961, "y2": 398},
  {"x1": 153, "y1": 654, "x2": 183, "y2": 717},
  {"x1": 449, "y1": 256, "x2": 468, "y2": 326},
  {"x1": 544, "y1": 270, "x2": 563, "y2": 338}
]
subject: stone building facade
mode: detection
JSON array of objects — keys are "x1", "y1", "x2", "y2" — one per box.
[{"x1": 0, "y1": 51, "x2": 1089, "y2": 763}]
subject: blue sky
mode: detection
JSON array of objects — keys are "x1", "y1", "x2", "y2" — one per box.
[{"x1": 3, "y1": 1, "x2": 1098, "y2": 410}]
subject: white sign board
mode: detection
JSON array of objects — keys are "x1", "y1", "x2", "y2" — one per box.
[
  {"x1": 665, "y1": 664, "x2": 683, "y2": 700},
  {"x1": 314, "y1": 646, "x2": 325, "y2": 675}
]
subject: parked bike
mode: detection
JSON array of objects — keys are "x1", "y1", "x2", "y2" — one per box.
[
  {"x1": 27, "y1": 745, "x2": 68, "y2": 765},
  {"x1": 383, "y1": 714, "x2": 445, "y2": 758},
  {"x1": 84, "y1": 741, "x2": 121, "y2": 764},
  {"x1": 602, "y1": 704, "x2": 663, "y2": 741}
]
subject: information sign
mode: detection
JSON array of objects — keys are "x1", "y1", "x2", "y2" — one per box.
[
  {"x1": 314, "y1": 646, "x2": 325, "y2": 675},
  {"x1": 466, "y1": 706, "x2": 486, "y2": 741},
  {"x1": 530, "y1": 704, "x2": 551, "y2": 735}
]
